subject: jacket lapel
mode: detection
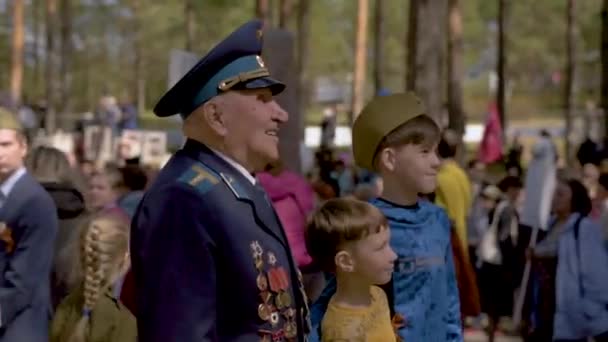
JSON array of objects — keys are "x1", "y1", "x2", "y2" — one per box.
[
  {"x1": 183, "y1": 140, "x2": 289, "y2": 248},
  {"x1": 0, "y1": 173, "x2": 28, "y2": 221}
]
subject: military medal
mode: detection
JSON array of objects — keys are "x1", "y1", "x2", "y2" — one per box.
[
  {"x1": 275, "y1": 292, "x2": 284, "y2": 309},
  {"x1": 284, "y1": 321, "x2": 297, "y2": 339},
  {"x1": 277, "y1": 291, "x2": 291, "y2": 308},
  {"x1": 269, "y1": 312, "x2": 280, "y2": 327},
  {"x1": 258, "y1": 329, "x2": 272, "y2": 342},
  {"x1": 267, "y1": 252, "x2": 277, "y2": 265},
  {"x1": 250, "y1": 241, "x2": 263, "y2": 258},
  {"x1": 260, "y1": 291, "x2": 272, "y2": 304},
  {"x1": 268, "y1": 267, "x2": 289, "y2": 292},
  {"x1": 0, "y1": 223, "x2": 14, "y2": 254},
  {"x1": 283, "y1": 308, "x2": 295, "y2": 319},
  {"x1": 256, "y1": 273, "x2": 268, "y2": 291},
  {"x1": 258, "y1": 303, "x2": 272, "y2": 321}
]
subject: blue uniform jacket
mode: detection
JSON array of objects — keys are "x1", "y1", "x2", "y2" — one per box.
[
  {"x1": 0, "y1": 172, "x2": 58, "y2": 342},
  {"x1": 309, "y1": 199, "x2": 462, "y2": 342},
  {"x1": 131, "y1": 139, "x2": 310, "y2": 342},
  {"x1": 553, "y1": 213, "x2": 608, "y2": 339}
]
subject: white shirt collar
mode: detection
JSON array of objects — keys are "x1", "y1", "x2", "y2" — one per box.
[
  {"x1": 209, "y1": 148, "x2": 256, "y2": 185},
  {"x1": 0, "y1": 167, "x2": 26, "y2": 199}
]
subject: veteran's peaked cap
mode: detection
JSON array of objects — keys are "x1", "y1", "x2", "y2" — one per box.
[
  {"x1": 352, "y1": 92, "x2": 426, "y2": 171},
  {"x1": 153, "y1": 20, "x2": 285, "y2": 118}
]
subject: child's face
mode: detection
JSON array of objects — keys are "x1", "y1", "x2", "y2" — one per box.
[
  {"x1": 344, "y1": 227, "x2": 397, "y2": 285},
  {"x1": 89, "y1": 174, "x2": 119, "y2": 211},
  {"x1": 385, "y1": 143, "x2": 440, "y2": 194}
]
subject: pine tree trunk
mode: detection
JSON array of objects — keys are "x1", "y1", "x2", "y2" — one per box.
[
  {"x1": 497, "y1": 0, "x2": 507, "y2": 133},
  {"x1": 256, "y1": 0, "x2": 270, "y2": 27},
  {"x1": 350, "y1": 0, "x2": 369, "y2": 123},
  {"x1": 185, "y1": 0, "x2": 195, "y2": 51},
  {"x1": 33, "y1": 0, "x2": 42, "y2": 97},
  {"x1": 406, "y1": 0, "x2": 445, "y2": 121},
  {"x1": 278, "y1": 0, "x2": 291, "y2": 29},
  {"x1": 373, "y1": 0, "x2": 385, "y2": 94},
  {"x1": 405, "y1": 0, "x2": 418, "y2": 91},
  {"x1": 447, "y1": 0, "x2": 465, "y2": 136},
  {"x1": 45, "y1": 0, "x2": 58, "y2": 134},
  {"x1": 59, "y1": 0, "x2": 73, "y2": 128},
  {"x1": 295, "y1": 0, "x2": 310, "y2": 116},
  {"x1": 10, "y1": 0, "x2": 25, "y2": 108},
  {"x1": 601, "y1": 0, "x2": 608, "y2": 139},
  {"x1": 132, "y1": 0, "x2": 145, "y2": 116},
  {"x1": 564, "y1": 0, "x2": 576, "y2": 163}
]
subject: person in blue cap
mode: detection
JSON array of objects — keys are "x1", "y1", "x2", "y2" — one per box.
[{"x1": 130, "y1": 20, "x2": 310, "y2": 342}]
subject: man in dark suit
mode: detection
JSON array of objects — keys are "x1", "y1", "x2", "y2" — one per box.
[
  {"x1": 131, "y1": 20, "x2": 310, "y2": 341},
  {"x1": 0, "y1": 108, "x2": 58, "y2": 342}
]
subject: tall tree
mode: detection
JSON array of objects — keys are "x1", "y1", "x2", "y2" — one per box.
[
  {"x1": 132, "y1": 0, "x2": 145, "y2": 116},
  {"x1": 373, "y1": 0, "x2": 385, "y2": 93},
  {"x1": 10, "y1": 0, "x2": 25, "y2": 108},
  {"x1": 185, "y1": 0, "x2": 195, "y2": 51},
  {"x1": 351, "y1": 0, "x2": 369, "y2": 123},
  {"x1": 497, "y1": 0, "x2": 507, "y2": 133},
  {"x1": 405, "y1": 0, "x2": 444, "y2": 121},
  {"x1": 405, "y1": 0, "x2": 418, "y2": 91},
  {"x1": 602, "y1": 0, "x2": 608, "y2": 138},
  {"x1": 295, "y1": 0, "x2": 310, "y2": 114},
  {"x1": 45, "y1": 0, "x2": 59, "y2": 133},
  {"x1": 278, "y1": 0, "x2": 292, "y2": 29},
  {"x1": 256, "y1": 0, "x2": 270, "y2": 27},
  {"x1": 447, "y1": 0, "x2": 465, "y2": 136},
  {"x1": 564, "y1": 0, "x2": 576, "y2": 162},
  {"x1": 59, "y1": 0, "x2": 73, "y2": 126},
  {"x1": 32, "y1": 0, "x2": 42, "y2": 96}
]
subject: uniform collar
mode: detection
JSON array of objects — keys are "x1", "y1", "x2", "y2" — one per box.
[
  {"x1": 0, "y1": 167, "x2": 26, "y2": 199},
  {"x1": 208, "y1": 148, "x2": 256, "y2": 185}
]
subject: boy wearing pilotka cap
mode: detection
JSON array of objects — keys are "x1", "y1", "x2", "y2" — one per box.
[{"x1": 309, "y1": 92, "x2": 463, "y2": 342}]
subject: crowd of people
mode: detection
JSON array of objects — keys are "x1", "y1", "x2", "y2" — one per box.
[{"x1": 0, "y1": 19, "x2": 607, "y2": 342}]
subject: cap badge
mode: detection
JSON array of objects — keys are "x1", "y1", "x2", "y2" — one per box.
[{"x1": 256, "y1": 55, "x2": 265, "y2": 68}]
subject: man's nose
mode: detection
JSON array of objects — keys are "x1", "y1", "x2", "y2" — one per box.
[{"x1": 271, "y1": 100, "x2": 288, "y2": 123}]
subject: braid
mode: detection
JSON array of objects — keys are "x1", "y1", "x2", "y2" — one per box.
[
  {"x1": 68, "y1": 213, "x2": 130, "y2": 342},
  {"x1": 83, "y1": 222, "x2": 106, "y2": 314}
]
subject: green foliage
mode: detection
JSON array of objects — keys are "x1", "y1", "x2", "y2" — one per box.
[{"x1": 0, "y1": 0, "x2": 605, "y2": 125}]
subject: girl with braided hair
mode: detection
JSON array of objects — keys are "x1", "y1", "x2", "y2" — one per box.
[{"x1": 50, "y1": 211, "x2": 136, "y2": 342}]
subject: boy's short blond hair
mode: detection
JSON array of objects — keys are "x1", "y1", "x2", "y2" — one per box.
[
  {"x1": 352, "y1": 92, "x2": 440, "y2": 171},
  {"x1": 305, "y1": 198, "x2": 388, "y2": 272}
]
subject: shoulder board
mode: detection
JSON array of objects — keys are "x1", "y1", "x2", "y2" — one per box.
[{"x1": 177, "y1": 163, "x2": 220, "y2": 195}]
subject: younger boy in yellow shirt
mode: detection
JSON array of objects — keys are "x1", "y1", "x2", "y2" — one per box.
[{"x1": 306, "y1": 197, "x2": 398, "y2": 341}]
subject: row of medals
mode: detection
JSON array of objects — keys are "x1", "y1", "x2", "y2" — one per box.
[{"x1": 253, "y1": 246, "x2": 298, "y2": 341}]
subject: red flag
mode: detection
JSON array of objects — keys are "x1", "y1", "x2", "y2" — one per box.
[{"x1": 477, "y1": 101, "x2": 504, "y2": 164}]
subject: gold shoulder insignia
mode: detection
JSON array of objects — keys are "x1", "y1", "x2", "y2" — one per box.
[{"x1": 178, "y1": 163, "x2": 219, "y2": 194}]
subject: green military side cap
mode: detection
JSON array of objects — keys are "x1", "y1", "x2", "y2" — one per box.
[
  {"x1": 352, "y1": 92, "x2": 426, "y2": 171},
  {"x1": 0, "y1": 107, "x2": 23, "y2": 132}
]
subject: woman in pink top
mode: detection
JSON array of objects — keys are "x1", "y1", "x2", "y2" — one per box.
[{"x1": 258, "y1": 161, "x2": 325, "y2": 301}]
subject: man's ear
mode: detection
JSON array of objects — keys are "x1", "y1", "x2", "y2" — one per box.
[
  {"x1": 17, "y1": 133, "x2": 27, "y2": 159},
  {"x1": 377, "y1": 147, "x2": 396, "y2": 172},
  {"x1": 335, "y1": 250, "x2": 355, "y2": 273},
  {"x1": 200, "y1": 99, "x2": 227, "y2": 137}
]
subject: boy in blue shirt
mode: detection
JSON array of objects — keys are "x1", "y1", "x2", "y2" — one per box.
[{"x1": 309, "y1": 93, "x2": 462, "y2": 341}]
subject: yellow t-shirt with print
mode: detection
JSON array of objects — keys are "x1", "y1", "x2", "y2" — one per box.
[{"x1": 321, "y1": 286, "x2": 397, "y2": 342}]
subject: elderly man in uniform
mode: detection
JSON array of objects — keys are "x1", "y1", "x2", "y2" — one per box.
[
  {"x1": 0, "y1": 108, "x2": 58, "y2": 342},
  {"x1": 131, "y1": 20, "x2": 310, "y2": 341}
]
